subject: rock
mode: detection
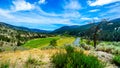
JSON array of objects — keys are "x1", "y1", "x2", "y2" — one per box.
[
  {"x1": 94, "y1": 51, "x2": 113, "y2": 63},
  {"x1": 90, "y1": 51, "x2": 120, "y2": 68}
]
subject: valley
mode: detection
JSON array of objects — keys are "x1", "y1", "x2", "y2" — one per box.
[{"x1": 0, "y1": 18, "x2": 120, "y2": 68}]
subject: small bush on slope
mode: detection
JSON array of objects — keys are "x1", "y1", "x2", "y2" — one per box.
[
  {"x1": 113, "y1": 55, "x2": 120, "y2": 66},
  {"x1": 52, "y1": 46, "x2": 104, "y2": 68},
  {"x1": 0, "y1": 61, "x2": 10, "y2": 68},
  {"x1": 26, "y1": 55, "x2": 45, "y2": 68},
  {"x1": 49, "y1": 39, "x2": 57, "y2": 46}
]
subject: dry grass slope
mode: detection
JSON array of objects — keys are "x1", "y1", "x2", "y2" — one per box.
[{"x1": 0, "y1": 49, "x2": 61, "y2": 68}]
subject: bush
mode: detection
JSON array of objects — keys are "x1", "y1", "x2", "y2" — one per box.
[
  {"x1": 80, "y1": 38, "x2": 98, "y2": 46},
  {"x1": 49, "y1": 39, "x2": 57, "y2": 46},
  {"x1": 113, "y1": 55, "x2": 120, "y2": 66},
  {"x1": 0, "y1": 61, "x2": 10, "y2": 68},
  {"x1": 26, "y1": 56, "x2": 43, "y2": 65},
  {"x1": 52, "y1": 46, "x2": 104, "y2": 68},
  {"x1": 65, "y1": 45, "x2": 74, "y2": 54},
  {"x1": 26, "y1": 55, "x2": 45, "y2": 68}
]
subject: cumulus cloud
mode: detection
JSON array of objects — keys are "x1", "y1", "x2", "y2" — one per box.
[
  {"x1": 88, "y1": 0, "x2": 120, "y2": 6},
  {"x1": 11, "y1": 0, "x2": 35, "y2": 11}
]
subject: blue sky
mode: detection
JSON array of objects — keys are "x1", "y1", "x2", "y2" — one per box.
[{"x1": 0, "y1": 0, "x2": 120, "y2": 30}]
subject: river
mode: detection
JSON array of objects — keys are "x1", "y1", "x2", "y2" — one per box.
[{"x1": 73, "y1": 37, "x2": 80, "y2": 46}]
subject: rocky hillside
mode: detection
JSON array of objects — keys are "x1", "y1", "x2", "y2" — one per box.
[{"x1": 0, "y1": 22, "x2": 48, "y2": 47}]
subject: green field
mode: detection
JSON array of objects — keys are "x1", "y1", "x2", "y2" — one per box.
[
  {"x1": 22, "y1": 37, "x2": 75, "y2": 48},
  {"x1": 23, "y1": 37, "x2": 60, "y2": 48}
]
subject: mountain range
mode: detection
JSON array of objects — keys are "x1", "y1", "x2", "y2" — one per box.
[
  {"x1": 0, "y1": 22, "x2": 50, "y2": 33},
  {"x1": 52, "y1": 18, "x2": 120, "y2": 41},
  {"x1": 0, "y1": 18, "x2": 120, "y2": 47}
]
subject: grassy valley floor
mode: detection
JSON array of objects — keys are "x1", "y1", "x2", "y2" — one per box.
[{"x1": 22, "y1": 36, "x2": 75, "y2": 48}]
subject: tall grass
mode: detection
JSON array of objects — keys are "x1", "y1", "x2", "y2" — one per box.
[
  {"x1": 97, "y1": 42, "x2": 120, "y2": 55},
  {"x1": 25, "y1": 55, "x2": 45, "y2": 68},
  {"x1": 52, "y1": 46, "x2": 104, "y2": 68},
  {"x1": 113, "y1": 55, "x2": 120, "y2": 66}
]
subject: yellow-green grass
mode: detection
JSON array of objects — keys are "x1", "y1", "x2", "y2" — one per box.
[
  {"x1": 57, "y1": 37, "x2": 75, "y2": 46},
  {"x1": 22, "y1": 37, "x2": 75, "y2": 48},
  {"x1": 23, "y1": 37, "x2": 60, "y2": 48}
]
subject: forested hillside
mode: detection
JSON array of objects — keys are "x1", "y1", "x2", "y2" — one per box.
[{"x1": 52, "y1": 18, "x2": 120, "y2": 41}]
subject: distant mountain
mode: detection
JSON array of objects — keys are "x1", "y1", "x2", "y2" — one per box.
[
  {"x1": 52, "y1": 18, "x2": 120, "y2": 41},
  {"x1": 52, "y1": 23, "x2": 96, "y2": 35},
  {"x1": 0, "y1": 22, "x2": 50, "y2": 33},
  {"x1": 0, "y1": 22, "x2": 49, "y2": 46}
]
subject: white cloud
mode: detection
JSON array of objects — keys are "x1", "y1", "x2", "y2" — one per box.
[
  {"x1": 64, "y1": 0, "x2": 81, "y2": 10},
  {"x1": 93, "y1": 17, "x2": 99, "y2": 20},
  {"x1": 11, "y1": 0, "x2": 35, "y2": 11},
  {"x1": 89, "y1": 9, "x2": 100, "y2": 12},
  {"x1": 0, "y1": 9, "x2": 78, "y2": 26},
  {"x1": 81, "y1": 17, "x2": 99, "y2": 21},
  {"x1": 106, "y1": 3, "x2": 120, "y2": 8},
  {"x1": 100, "y1": 3, "x2": 120, "y2": 19},
  {"x1": 36, "y1": 5, "x2": 81, "y2": 20},
  {"x1": 62, "y1": 0, "x2": 81, "y2": 20},
  {"x1": 39, "y1": 0, "x2": 46, "y2": 4},
  {"x1": 0, "y1": 0, "x2": 82, "y2": 30},
  {"x1": 88, "y1": 0, "x2": 120, "y2": 6},
  {"x1": 62, "y1": 11, "x2": 81, "y2": 19},
  {"x1": 0, "y1": 9, "x2": 14, "y2": 18},
  {"x1": 81, "y1": 17, "x2": 91, "y2": 20}
]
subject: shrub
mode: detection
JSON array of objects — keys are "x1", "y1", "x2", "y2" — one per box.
[
  {"x1": 52, "y1": 46, "x2": 104, "y2": 68},
  {"x1": 0, "y1": 61, "x2": 10, "y2": 68},
  {"x1": 52, "y1": 52, "x2": 67, "y2": 68},
  {"x1": 26, "y1": 55, "x2": 45, "y2": 68},
  {"x1": 49, "y1": 39, "x2": 57, "y2": 46},
  {"x1": 0, "y1": 47, "x2": 5, "y2": 52},
  {"x1": 65, "y1": 45, "x2": 74, "y2": 54},
  {"x1": 113, "y1": 55, "x2": 120, "y2": 66},
  {"x1": 80, "y1": 38, "x2": 98, "y2": 46}
]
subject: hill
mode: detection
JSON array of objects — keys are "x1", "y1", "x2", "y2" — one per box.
[
  {"x1": 0, "y1": 22, "x2": 50, "y2": 33},
  {"x1": 52, "y1": 18, "x2": 120, "y2": 41},
  {"x1": 0, "y1": 22, "x2": 49, "y2": 47}
]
